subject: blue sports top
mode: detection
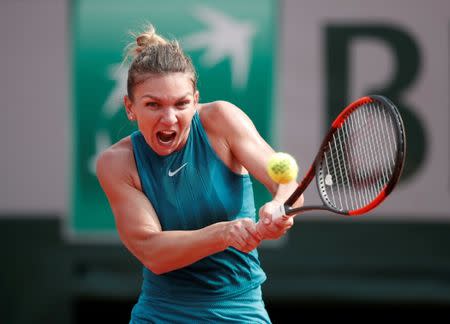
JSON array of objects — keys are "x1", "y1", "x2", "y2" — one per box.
[{"x1": 130, "y1": 111, "x2": 266, "y2": 303}]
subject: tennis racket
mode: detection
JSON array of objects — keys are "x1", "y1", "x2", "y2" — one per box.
[{"x1": 268, "y1": 95, "x2": 406, "y2": 220}]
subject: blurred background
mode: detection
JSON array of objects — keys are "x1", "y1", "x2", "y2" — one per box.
[{"x1": 1, "y1": 0, "x2": 450, "y2": 322}]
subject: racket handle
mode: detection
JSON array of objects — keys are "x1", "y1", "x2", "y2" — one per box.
[
  {"x1": 272, "y1": 204, "x2": 287, "y2": 221},
  {"x1": 257, "y1": 203, "x2": 288, "y2": 236}
]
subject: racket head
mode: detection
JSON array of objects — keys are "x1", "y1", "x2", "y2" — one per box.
[{"x1": 314, "y1": 95, "x2": 406, "y2": 215}]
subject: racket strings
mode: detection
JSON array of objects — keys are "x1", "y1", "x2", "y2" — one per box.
[{"x1": 320, "y1": 102, "x2": 399, "y2": 212}]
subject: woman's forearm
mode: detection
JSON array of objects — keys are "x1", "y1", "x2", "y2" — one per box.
[{"x1": 131, "y1": 222, "x2": 227, "y2": 275}]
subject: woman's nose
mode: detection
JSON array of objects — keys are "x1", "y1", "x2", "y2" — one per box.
[{"x1": 160, "y1": 108, "x2": 177, "y2": 125}]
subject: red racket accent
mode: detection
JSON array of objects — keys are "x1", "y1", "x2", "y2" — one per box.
[
  {"x1": 348, "y1": 190, "x2": 387, "y2": 216},
  {"x1": 332, "y1": 96, "x2": 373, "y2": 128},
  {"x1": 270, "y1": 95, "x2": 406, "y2": 219}
]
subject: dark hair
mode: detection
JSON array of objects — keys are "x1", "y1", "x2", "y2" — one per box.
[{"x1": 125, "y1": 24, "x2": 197, "y2": 100}]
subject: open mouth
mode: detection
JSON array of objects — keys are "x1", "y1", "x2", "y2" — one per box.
[{"x1": 157, "y1": 130, "x2": 177, "y2": 145}]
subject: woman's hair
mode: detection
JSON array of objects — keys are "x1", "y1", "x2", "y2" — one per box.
[{"x1": 125, "y1": 24, "x2": 197, "y2": 100}]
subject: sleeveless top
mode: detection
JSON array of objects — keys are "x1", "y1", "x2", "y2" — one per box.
[{"x1": 130, "y1": 111, "x2": 266, "y2": 302}]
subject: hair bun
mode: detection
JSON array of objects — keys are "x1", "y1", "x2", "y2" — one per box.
[{"x1": 134, "y1": 25, "x2": 167, "y2": 54}]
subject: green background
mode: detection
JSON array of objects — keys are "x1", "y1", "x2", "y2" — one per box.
[{"x1": 71, "y1": 0, "x2": 277, "y2": 237}]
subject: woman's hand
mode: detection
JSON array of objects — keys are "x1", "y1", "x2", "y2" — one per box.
[
  {"x1": 257, "y1": 201, "x2": 294, "y2": 240},
  {"x1": 222, "y1": 218, "x2": 263, "y2": 253}
]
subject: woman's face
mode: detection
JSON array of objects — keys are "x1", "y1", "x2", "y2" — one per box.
[{"x1": 125, "y1": 73, "x2": 199, "y2": 156}]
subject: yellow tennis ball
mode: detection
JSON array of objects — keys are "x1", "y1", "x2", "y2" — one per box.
[{"x1": 267, "y1": 152, "x2": 298, "y2": 184}]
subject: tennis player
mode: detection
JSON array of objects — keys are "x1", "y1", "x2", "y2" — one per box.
[{"x1": 96, "y1": 24, "x2": 303, "y2": 323}]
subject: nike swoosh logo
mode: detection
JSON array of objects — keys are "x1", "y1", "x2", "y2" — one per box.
[{"x1": 168, "y1": 162, "x2": 188, "y2": 177}]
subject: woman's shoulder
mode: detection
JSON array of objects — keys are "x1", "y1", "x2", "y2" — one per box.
[
  {"x1": 198, "y1": 100, "x2": 238, "y2": 116},
  {"x1": 198, "y1": 100, "x2": 253, "y2": 133},
  {"x1": 198, "y1": 100, "x2": 244, "y2": 129},
  {"x1": 96, "y1": 136, "x2": 135, "y2": 181}
]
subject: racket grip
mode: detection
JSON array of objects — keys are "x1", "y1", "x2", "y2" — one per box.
[
  {"x1": 256, "y1": 204, "x2": 291, "y2": 237},
  {"x1": 272, "y1": 204, "x2": 287, "y2": 221}
]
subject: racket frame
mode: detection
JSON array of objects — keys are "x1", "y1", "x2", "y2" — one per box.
[{"x1": 280, "y1": 95, "x2": 406, "y2": 218}]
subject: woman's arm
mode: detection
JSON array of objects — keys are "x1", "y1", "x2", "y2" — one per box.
[
  {"x1": 96, "y1": 142, "x2": 261, "y2": 275},
  {"x1": 200, "y1": 101, "x2": 304, "y2": 239}
]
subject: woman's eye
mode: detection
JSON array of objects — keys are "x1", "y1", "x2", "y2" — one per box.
[{"x1": 176, "y1": 101, "x2": 190, "y2": 108}]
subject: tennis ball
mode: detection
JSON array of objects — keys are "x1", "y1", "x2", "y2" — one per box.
[{"x1": 267, "y1": 152, "x2": 298, "y2": 184}]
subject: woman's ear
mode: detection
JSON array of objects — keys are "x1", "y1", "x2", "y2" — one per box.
[
  {"x1": 124, "y1": 95, "x2": 136, "y2": 120},
  {"x1": 194, "y1": 90, "x2": 200, "y2": 105}
]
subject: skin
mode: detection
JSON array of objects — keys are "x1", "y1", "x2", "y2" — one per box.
[{"x1": 96, "y1": 72, "x2": 303, "y2": 275}]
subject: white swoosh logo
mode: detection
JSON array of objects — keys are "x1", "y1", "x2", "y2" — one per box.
[{"x1": 168, "y1": 162, "x2": 188, "y2": 177}]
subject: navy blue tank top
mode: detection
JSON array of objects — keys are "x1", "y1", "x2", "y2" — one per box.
[{"x1": 131, "y1": 111, "x2": 266, "y2": 302}]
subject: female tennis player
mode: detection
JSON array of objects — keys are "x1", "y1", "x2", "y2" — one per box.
[{"x1": 96, "y1": 24, "x2": 303, "y2": 323}]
